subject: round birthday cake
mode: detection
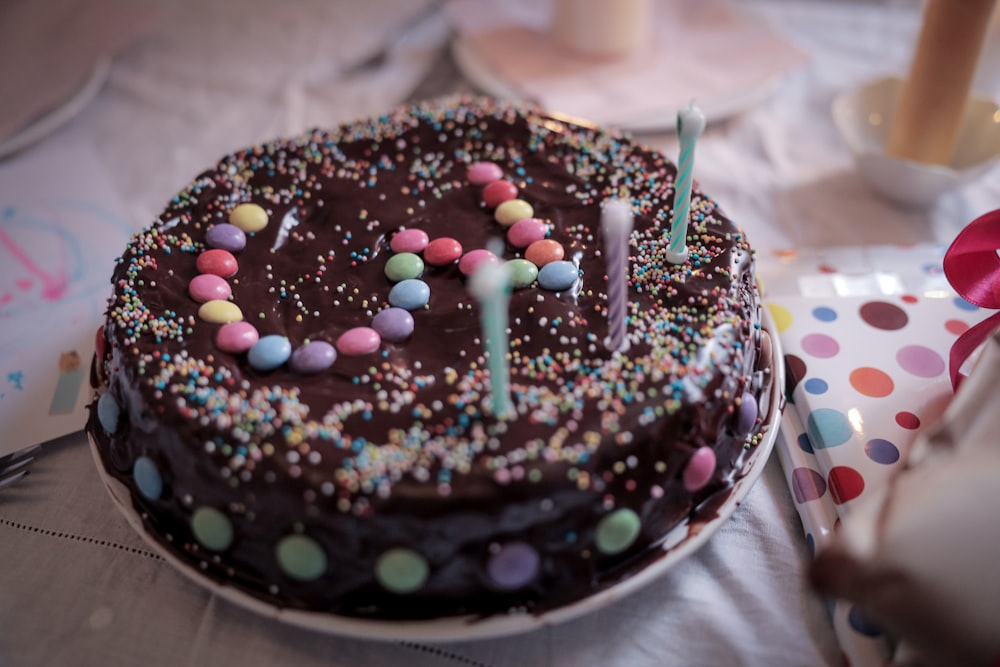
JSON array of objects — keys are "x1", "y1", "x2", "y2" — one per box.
[{"x1": 87, "y1": 96, "x2": 775, "y2": 622}]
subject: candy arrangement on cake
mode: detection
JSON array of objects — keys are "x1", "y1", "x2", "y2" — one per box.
[{"x1": 87, "y1": 96, "x2": 775, "y2": 623}]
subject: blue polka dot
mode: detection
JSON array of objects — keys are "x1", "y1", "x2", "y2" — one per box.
[
  {"x1": 97, "y1": 392, "x2": 120, "y2": 434},
  {"x1": 804, "y1": 378, "x2": 828, "y2": 394},
  {"x1": 805, "y1": 532, "x2": 816, "y2": 557},
  {"x1": 133, "y1": 456, "x2": 163, "y2": 500},
  {"x1": 954, "y1": 296, "x2": 980, "y2": 312},
  {"x1": 807, "y1": 408, "x2": 854, "y2": 448},
  {"x1": 812, "y1": 306, "x2": 837, "y2": 322},
  {"x1": 796, "y1": 432, "x2": 815, "y2": 455},
  {"x1": 848, "y1": 604, "x2": 884, "y2": 637},
  {"x1": 864, "y1": 438, "x2": 900, "y2": 464}
]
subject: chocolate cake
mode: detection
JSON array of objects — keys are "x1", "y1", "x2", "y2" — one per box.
[{"x1": 87, "y1": 96, "x2": 775, "y2": 622}]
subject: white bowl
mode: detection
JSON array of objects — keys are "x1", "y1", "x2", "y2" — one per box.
[{"x1": 832, "y1": 76, "x2": 1000, "y2": 207}]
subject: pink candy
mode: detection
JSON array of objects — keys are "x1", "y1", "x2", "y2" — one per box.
[
  {"x1": 188, "y1": 274, "x2": 232, "y2": 303},
  {"x1": 467, "y1": 161, "x2": 503, "y2": 185},
  {"x1": 459, "y1": 249, "x2": 500, "y2": 276},
  {"x1": 336, "y1": 327, "x2": 381, "y2": 355},
  {"x1": 683, "y1": 446, "x2": 717, "y2": 492},
  {"x1": 507, "y1": 218, "x2": 547, "y2": 248},
  {"x1": 390, "y1": 228, "x2": 429, "y2": 254},
  {"x1": 215, "y1": 321, "x2": 259, "y2": 354},
  {"x1": 196, "y1": 249, "x2": 238, "y2": 278},
  {"x1": 482, "y1": 180, "x2": 518, "y2": 208}
]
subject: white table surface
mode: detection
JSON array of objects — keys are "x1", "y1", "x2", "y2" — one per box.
[{"x1": 3, "y1": 1, "x2": 999, "y2": 665}]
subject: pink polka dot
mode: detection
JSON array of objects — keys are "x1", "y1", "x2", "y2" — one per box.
[
  {"x1": 896, "y1": 344, "x2": 945, "y2": 378},
  {"x1": 801, "y1": 333, "x2": 839, "y2": 358},
  {"x1": 828, "y1": 466, "x2": 865, "y2": 504}
]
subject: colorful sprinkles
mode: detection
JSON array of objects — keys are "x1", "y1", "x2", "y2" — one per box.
[{"x1": 93, "y1": 97, "x2": 768, "y2": 606}]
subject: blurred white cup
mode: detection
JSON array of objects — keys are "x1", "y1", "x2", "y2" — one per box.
[{"x1": 551, "y1": 0, "x2": 653, "y2": 59}]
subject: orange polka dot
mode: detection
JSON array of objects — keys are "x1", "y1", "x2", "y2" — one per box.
[
  {"x1": 850, "y1": 367, "x2": 894, "y2": 398},
  {"x1": 945, "y1": 319, "x2": 970, "y2": 335}
]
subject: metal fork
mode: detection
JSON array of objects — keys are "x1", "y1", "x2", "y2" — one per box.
[{"x1": 0, "y1": 444, "x2": 41, "y2": 491}]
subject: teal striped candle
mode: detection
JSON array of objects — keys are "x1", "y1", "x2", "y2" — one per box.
[
  {"x1": 469, "y1": 260, "x2": 515, "y2": 419},
  {"x1": 666, "y1": 102, "x2": 706, "y2": 264}
]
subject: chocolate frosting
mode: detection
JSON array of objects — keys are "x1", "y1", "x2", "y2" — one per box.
[{"x1": 88, "y1": 96, "x2": 772, "y2": 620}]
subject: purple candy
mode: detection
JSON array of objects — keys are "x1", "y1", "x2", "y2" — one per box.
[
  {"x1": 486, "y1": 542, "x2": 540, "y2": 590},
  {"x1": 290, "y1": 340, "x2": 337, "y2": 374},
  {"x1": 206, "y1": 223, "x2": 247, "y2": 253},
  {"x1": 371, "y1": 307, "x2": 415, "y2": 342},
  {"x1": 736, "y1": 391, "x2": 758, "y2": 436}
]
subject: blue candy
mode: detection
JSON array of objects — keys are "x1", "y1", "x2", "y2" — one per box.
[
  {"x1": 537, "y1": 260, "x2": 579, "y2": 291},
  {"x1": 133, "y1": 456, "x2": 163, "y2": 500},
  {"x1": 388, "y1": 279, "x2": 430, "y2": 311},
  {"x1": 248, "y1": 335, "x2": 292, "y2": 371},
  {"x1": 97, "y1": 392, "x2": 120, "y2": 434}
]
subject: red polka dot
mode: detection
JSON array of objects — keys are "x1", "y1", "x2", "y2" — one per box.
[
  {"x1": 849, "y1": 367, "x2": 894, "y2": 398},
  {"x1": 895, "y1": 411, "x2": 921, "y2": 429},
  {"x1": 859, "y1": 301, "x2": 908, "y2": 331},
  {"x1": 901, "y1": 294, "x2": 918, "y2": 304},
  {"x1": 784, "y1": 354, "x2": 807, "y2": 393},
  {"x1": 946, "y1": 319, "x2": 970, "y2": 335},
  {"x1": 818, "y1": 263, "x2": 837, "y2": 274},
  {"x1": 828, "y1": 466, "x2": 865, "y2": 504}
]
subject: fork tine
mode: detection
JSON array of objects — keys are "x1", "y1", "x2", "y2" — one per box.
[
  {"x1": 0, "y1": 444, "x2": 41, "y2": 470},
  {"x1": 0, "y1": 469, "x2": 29, "y2": 491}
]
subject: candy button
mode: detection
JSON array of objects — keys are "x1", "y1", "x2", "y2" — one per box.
[
  {"x1": 215, "y1": 321, "x2": 259, "y2": 354},
  {"x1": 384, "y1": 252, "x2": 424, "y2": 282},
  {"x1": 198, "y1": 300, "x2": 243, "y2": 324},
  {"x1": 388, "y1": 279, "x2": 430, "y2": 310},
  {"x1": 229, "y1": 203, "x2": 269, "y2": 233},
  {"x1": 290, "y1": 340, "x2": 337, "y2": 374},
  {"x1": 459, "y1": 249, "x2": 499, "y2": 276},
  {"x1": 423, "y1": 237, "x2": 463, "y2": 266},
  {"x1": 133, "y1": 456, "x2": 163, "y2": 500},
  {"x1": 191, "y1": 506, "x2": 233, "y2": 551},
  {"x1": 206, "y1": 223, "x2": 247, "y2": 253},
  {"x1": 247, "y1": 335, "x2": 292, "y2": 371},
  {"x1": 525, "y1": 239, "x2": 564, "y2": 267},
  {"x1": 506, "y1": 258, "x2": 538, "y2": 289},
  {"x1": 196, "y1": 249, "x2": 238, "y2": 278},
  {"x1": 97, "y1": 392, "x2": 120, "y2": 434},
  {"x1": 375, "y1": 547, "x2": 429, "y2": 594},
  {"x1": 495, "y1": 199, "x2": 534, "y2": 227},
  {"x1": 467, "y1": 161, "x2": 503, "y2": 185},
  {"x1": 390, "y1": 228, "x2": 429, "y2": 254},
  {"x1": 736, "y1": 392, "x2": 759, "y2": 437},
  {"x1": 683, "y1": 446, "x2": 717, "y2": 492},
  {"x1": 507, "y1": 218, "x2": 547, "y2": 248},
  {"x1": 276, "y1": 534, "x2": 327, "y2": 581},
  {"x1": 189, "y1": 273, "x2": 232, "y2": 303},
  {"x1": 336, "y1": 327, "x2": 381, "y2": 355},
  {"x1": 486, "y1": 542, "x2": 540, "y2": 590},
  {"x1": 372, "y1": 307, "x2": 415, "y2": 342},
  {"x1": 537, "y1": 260, "x2": 579, "y2": 291},
  {"x1": 595, "y1": 508, "x2": 641, "y2": 555},
  {"x1": 482, "y1": 180, "x2": 518, "y2": 208}
]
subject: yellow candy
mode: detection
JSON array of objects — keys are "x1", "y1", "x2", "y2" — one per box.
[
  {"x1": 229, "y1": 203, "x2": 269, "y2": 233},
  {"x1": 198, "y1": 299, "x2": 243, "y2": 324},
  {"x1": 494, "y1": 199, "x2": 533, "y2": 227}
]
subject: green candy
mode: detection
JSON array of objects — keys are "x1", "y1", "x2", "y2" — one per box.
[
  {"x1": 384, "y1": 252, "x2": 424, "y2": 282},
  {"x1": 375, "y1": 547, "x2": 429, "y2": 594},
  {"x1": 594, "y1": 508, "x2": 641, "y2": 555},
  {"x1": 191, "y1": 507, "x2": 233, "y2": 552},
  {"x1": 506, "y1": 258, "x2": 538, "y2": 289},
  {"x1": 276, "y1": 534, "x2": 327, "y2": 581}
]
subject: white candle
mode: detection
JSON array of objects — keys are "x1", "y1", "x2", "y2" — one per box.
[{"x1": 601, "y1": 199, "x2": 634, "y2": 352}]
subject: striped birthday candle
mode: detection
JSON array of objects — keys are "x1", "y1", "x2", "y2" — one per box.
[
  {"x1": 602, "y1": 199, "x2": 634, "y2": 352},
  {"x1": 666, "y1": 102, "x2": 706, "y2": 263}
]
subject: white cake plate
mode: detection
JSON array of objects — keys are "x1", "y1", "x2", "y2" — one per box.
[{"x1": 89, "y1": 310, "x2": 784, "y2": 642}]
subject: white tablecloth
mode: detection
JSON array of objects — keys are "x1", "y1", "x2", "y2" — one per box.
[{"x1": 3, "y1": 1, "x2": 998, "y2": 665}]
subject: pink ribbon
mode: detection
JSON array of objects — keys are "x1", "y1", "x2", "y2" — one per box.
[{"x1": 943, "y1": 209, "x2": 1000, "y2": 388}]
